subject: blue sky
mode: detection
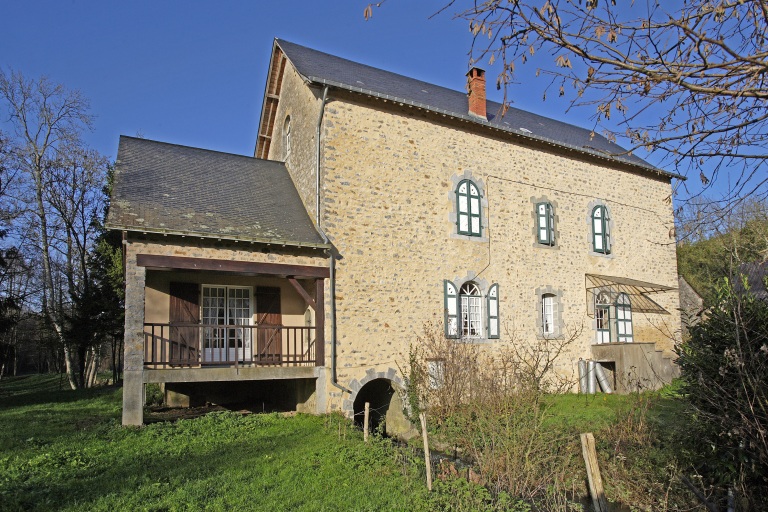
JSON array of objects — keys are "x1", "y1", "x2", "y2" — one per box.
[
  {"x1": 0, "y1": 1, "x2": 590, "y2": 157},
  {"x1": 1, "y1": 0, "x2": 717, "y2": 203}
]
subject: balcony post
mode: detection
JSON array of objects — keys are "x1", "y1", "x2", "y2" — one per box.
[
  {"x1": 123, "y1": 247, "x2": 146, "y2": 426},
  {"x1": 315, "y1": 278, "x2": 325, "y2": 366}
]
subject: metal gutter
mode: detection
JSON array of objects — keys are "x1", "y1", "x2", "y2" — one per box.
[{"x1": 313, "y1": 85, "x2": 351, "y2": 394}]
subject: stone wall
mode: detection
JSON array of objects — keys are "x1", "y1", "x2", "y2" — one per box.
[{"x1": 312, "y1": 93, "x2": 681, "y2": 408}]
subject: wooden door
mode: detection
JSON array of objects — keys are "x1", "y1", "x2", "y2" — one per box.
[
  {"x1": 169, "y1": 282, "x2": 200, "y2": 364},
  {"x1": 255, "y1": 286, "x2": 282, "y2": 362}
]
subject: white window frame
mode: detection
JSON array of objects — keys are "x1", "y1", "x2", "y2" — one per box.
[
  {"x1": 460, "y1": 282, "x2": 483, "y2": 338},
  {"x1": 595, "y1": 291, "x2": 612, "y2": 344},
  {"x1": 541, "y1": 293, "x2": 555, "y2": 336},
  {"x1": 201, "y1": 285, "x2": 253, "y2": 362},
  {"x1": 615, "y1": 293, "x2": 634, "y2": 342}
]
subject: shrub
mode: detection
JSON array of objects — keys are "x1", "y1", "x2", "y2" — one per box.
[{"x1": 676, "y1": 277, "x2": 768, "y2": 509}]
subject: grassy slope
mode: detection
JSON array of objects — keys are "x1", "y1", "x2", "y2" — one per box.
[{"x1": 0, "y1": 375, "x2": 427, "y2": 512}]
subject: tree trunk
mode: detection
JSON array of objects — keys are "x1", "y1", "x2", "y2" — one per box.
[
  {"x1": 62, "y1": 346, "x2": 78, "y2": 390},
  {"x1": 85, "y1": 344, "x2": 100, "y2": 388}
]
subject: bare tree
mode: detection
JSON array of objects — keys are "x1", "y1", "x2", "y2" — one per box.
[
  {"x1": 0, "y1": 69, "x2": 106, "y2": 388},
  {"x1": 368, "y1": 0, "x2": 768, "y2": 207}
]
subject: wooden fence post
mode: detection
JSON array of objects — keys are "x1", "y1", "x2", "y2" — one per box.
[
  {"x1": 419, "y1": 411, "x2": 432, "y2": 491},
  {"x1": 364, "y1": 402, "x2": 370, "y2": 443},
  {"x1": 581, "y1": 432, "x2": 609, "y2": 512}
]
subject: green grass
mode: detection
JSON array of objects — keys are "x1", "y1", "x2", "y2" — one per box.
[
  {"x1": 0, "y1": 375, "x2": 430, "y2": 511},
  {"x1": 541, "y1": 385, "x2": 685, "y2": 434}
]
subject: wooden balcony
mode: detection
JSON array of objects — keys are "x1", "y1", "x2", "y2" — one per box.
[{"x1": 144, "y1": 323, "x2": 322, "y2": 368}]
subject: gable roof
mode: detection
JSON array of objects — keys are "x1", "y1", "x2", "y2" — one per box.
[
  {"x1": 106, "y1": 136, "x2": 328, "y2": 248},
  {"x1": 271, "y1": 38, "x2": 682, "y2": 180}
]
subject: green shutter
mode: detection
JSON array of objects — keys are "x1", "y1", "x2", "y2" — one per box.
[
  {"x1": 457, "y1": 180, "x2": 482, "y2": 237},
  {"x1": 547, "y1": 203, "x2": 555, "y2": 245},
  {"x1": 537, "y1": 202, "x2": 554, "y2": 245},
  {"x1": 487, "y1": 284, "x2": 499, "y2": 339},
  {"x1": 444, "y1": 280, "x2": 459, "y2": 338},
  {"x1": 592, "y1": 205, "x2": 609, "y2": 253}
]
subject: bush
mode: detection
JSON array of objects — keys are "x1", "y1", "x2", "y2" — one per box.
[{"x1": 676, "y1": 277, "x2": 768, "y2": 509}]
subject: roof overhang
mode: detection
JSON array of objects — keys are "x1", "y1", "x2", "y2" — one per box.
[
  {"x1": 585, "y1": 274, "x2": 675, "y2": 315},
  {"x1": 108, "y1": 225, "x2": 331, "y2": 250},
  {"x1": 137, "y1": 254, "x2": 330, "y2": 278}
]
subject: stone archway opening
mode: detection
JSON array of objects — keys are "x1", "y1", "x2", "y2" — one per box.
[{"x1": 352, "y1": 378, "x2": 413, "y2": 438}]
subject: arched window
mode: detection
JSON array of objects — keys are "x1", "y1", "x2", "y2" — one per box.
[
  {"x1": 456, "y1": 179, "x2": 482, "y2": 236},
  {"x1": 595, "y1": 291, "x2": 612, "y2": 343},
  {"x1": 615, "y1": 293, "x2": 633, "y2": 342},
  {"x1": 460, "y1": 282, "x2": 482, "y2": 337},
  {"x1": 536, "y1": 202, "x2": 555, "y2": 245},
  {"x1": 444, "y1": 280, "x2": 499, "y2": 339},
  {"x1": 591, "y1": 205, "x2": 611, "y2": 254},
  {"x1": 283, "y1": 116, "x2": 292, "y2": 160}
]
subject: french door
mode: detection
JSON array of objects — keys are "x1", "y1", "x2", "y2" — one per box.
[{"x1": 202, "y1": 286, "x2": 252, "y2": 363}]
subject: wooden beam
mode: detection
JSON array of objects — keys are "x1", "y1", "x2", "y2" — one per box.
[
  {"x1": 136, "y1": 254, "x2": 329, "y2": 278},
  {"x1": 581, "y1": 433, "x2": 609, "y2": 512},
  {"x1": 288, "y1": 278, "x2": 316, "y2": 311},
  {"x1": 315, "y1": 278, "x2": 325, "y2": 366}
]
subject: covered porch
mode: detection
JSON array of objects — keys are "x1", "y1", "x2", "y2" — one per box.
[{"x1": 123, "y1": 253, "x2": 329, "y2": 425}]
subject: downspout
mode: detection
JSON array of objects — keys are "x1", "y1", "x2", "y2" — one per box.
[{"x1": 315, "y1": 85, "x2": 350, "y2": 394}]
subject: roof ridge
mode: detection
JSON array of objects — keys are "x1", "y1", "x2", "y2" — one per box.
[
  {"x1": 119, "y1": 135, "x2": 279, "y2": 164},
  {"x1": 275, "y1": 39, "x2": 628, "y2": 147}
]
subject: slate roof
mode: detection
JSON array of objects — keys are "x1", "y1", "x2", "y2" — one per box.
[
  {"x1": 276, "y1": 39, "x2": 683, "y2": 180},
  {"x1": 106, "y1": 136, "x2": 327, "y2": 247}
]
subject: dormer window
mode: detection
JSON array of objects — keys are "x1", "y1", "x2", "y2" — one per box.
[{"x1": 456, "y1": 179, "x2": 482, "y2": 237}]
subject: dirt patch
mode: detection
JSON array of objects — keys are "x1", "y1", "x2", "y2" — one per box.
[{"x1": 144, "y1": 404, "x2": 229, "y2": 423}]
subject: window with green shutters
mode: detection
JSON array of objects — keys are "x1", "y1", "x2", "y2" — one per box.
[
  {"x1": 536, "y1": 202, "x2": 555, "y2": 245},
  {"x1": 591, "y1": 205, "x2": 611, "y2": 254},
  {"x1": 443, "y1": 280, "x2": 500, "y2": 340},
  {"x1": 456, "y1": 179, "x2": 482, "y2": 236}
]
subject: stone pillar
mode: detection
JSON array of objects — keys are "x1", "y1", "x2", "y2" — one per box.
[
  {"x1": 314, "y1": 366, "x2": 327, "y2": 414},
  {"x1": 122, "y1": 246, "x2": 147, "y2": 426}
]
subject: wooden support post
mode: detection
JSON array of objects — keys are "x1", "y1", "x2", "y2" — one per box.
[
  {"x1": 419, "y1": 411, "x2": 432, "y2": 491},
  {"x1": 581, "y1": 432, "x2": 609, "y2": 512},
  {"x1": 364, "y1": 402, "x2": 370, "y2": 443},
  {"x1": 314, "y1": 278, "x2": 325, "y2": 366}
]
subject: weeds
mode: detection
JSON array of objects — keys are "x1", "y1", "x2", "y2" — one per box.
[{"x1": 402, "y1": 322, "x2": 699, "y2": 511}]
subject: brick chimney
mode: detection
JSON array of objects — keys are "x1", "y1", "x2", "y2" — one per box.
[{"x1": 466, "y1": 67, "x2": 487, "y2": 120}]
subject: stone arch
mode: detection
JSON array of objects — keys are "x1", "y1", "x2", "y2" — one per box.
[{"x1": 343, "y1": 368, "x2": 414, "y2": 438}]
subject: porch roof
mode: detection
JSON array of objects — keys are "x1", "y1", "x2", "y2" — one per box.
[
  {"x1": 107, "y1": 136, "x2": 328, "y2": 248},
  {"x1": 585, "y1": 274, "x2": 676, "y2": 315}
]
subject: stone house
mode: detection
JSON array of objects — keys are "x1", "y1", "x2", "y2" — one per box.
[{"x1": 109, "y1": 39, "x2": 683, "y2": 426}]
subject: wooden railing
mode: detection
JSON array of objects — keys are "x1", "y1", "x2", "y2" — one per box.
[{"x1": 143, "y1": 323, "x2": 319, "y2": 368}]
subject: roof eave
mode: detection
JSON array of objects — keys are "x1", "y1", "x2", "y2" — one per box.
[
  {"x1": 302, "y1": 76, "x2": 685, "y2": 181},
  {"x1": 105, "y1": 223, "x2": 331, "y2": 250}
]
